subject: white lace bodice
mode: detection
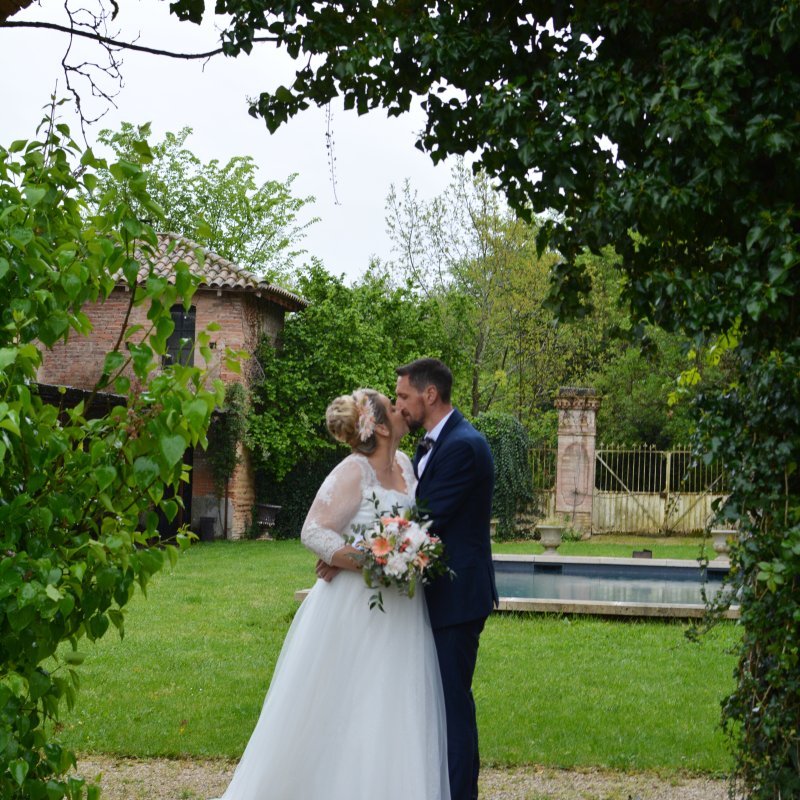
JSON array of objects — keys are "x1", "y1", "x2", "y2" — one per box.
[{"x1": 300, "y1": 452, "x2": 417, "y2": 564}]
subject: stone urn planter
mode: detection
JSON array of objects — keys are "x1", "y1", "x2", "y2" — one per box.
[
  {"x1": 256, "y1": 503, "x2": 282, "y2": 538},
  {"x1": 711, "y1": 528, "x2": 737, "y2": 557},
  {"x1": 536, "y1": 524, "x2": 564, "y2": 555}
]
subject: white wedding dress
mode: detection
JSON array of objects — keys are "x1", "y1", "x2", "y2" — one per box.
[{"x1": 213, "y1": 452, "x2": 449, "y2": 800}]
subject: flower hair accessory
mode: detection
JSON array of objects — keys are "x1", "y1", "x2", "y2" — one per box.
[{"x1": 353, "y1": 390, "x2": 376, "y2": 442}]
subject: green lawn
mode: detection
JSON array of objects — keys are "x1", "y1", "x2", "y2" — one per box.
[{"x1": 56, "y1": 539, "x2": 736, "y2": 774}]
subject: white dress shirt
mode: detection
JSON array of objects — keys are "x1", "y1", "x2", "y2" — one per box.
[{"x1": 417, "y1": 409, "x2": 455, "y2": 476}]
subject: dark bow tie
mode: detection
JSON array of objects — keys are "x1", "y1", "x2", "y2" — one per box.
[{"x1": 416, "y1": 435, "x2": 434, "y2": 455}]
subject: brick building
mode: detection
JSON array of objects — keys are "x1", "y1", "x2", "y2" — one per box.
[{"x1": 37, "y1": 232, "x2": 307, "y2": 539}]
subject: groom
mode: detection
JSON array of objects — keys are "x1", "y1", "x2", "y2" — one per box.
[{"x1": 395, "y1": 358, "x2": 497, "y2": 800}]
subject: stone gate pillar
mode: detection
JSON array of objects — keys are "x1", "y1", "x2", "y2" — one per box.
[{"x1": 554, "y1": 388, "x2": 601, "y2": 535}]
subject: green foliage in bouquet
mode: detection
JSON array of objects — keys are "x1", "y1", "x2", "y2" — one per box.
[
  {"x1": 0, "y1": 113, "x2": 224, "y2": 799},
  {"x1": 350, "y1": 496, "x2": 452, "y2": 612}
]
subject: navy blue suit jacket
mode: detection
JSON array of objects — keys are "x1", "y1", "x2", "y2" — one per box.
[{"x1": 415, "y1": 409, "x2": 498, "y2": 629}]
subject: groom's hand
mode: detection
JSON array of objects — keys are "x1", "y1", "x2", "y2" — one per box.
[{"x1": 315, "y1": 559, "x2": 341, "y2": 582}]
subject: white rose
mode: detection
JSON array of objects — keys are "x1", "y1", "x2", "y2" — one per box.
[
  {"x1": 385, "y1": 553, "x2": 409, "y2": 579},
  {"x1": 403, "y1": 525, "x2": 428, "y2": 552}
]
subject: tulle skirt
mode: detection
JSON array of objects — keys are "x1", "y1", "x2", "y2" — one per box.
[{"x1": 213, "y1": 571, "x2": 449, "y2": 800}]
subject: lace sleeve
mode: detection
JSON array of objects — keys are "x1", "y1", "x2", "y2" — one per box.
[{"x1": 300, "y1": 457, "x2": 365, "y2": 563}]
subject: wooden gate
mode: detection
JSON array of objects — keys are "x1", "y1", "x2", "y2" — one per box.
[{"x1": 592, "y1": 445, "x2": 728, "y2": 534}]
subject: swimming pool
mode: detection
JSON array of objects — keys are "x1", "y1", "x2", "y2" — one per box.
[{"x1": 493, "y1": 554, "x2": 739, "y2": 618}]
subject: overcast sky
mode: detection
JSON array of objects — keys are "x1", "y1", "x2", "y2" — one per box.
[{"x1": 0, "y1": 1, "x2": 455, "y2": 282}]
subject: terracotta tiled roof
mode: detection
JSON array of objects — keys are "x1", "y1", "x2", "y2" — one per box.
[{"x1": 132, "y1": 233, "x2": 307, "y2": 311}]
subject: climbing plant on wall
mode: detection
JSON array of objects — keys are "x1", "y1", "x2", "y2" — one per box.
[{"x1": 474, "y1": 411, "x2": 534, "y2": 539}]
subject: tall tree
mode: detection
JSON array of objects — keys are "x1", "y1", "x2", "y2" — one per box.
[
  {"x1": 247, "y1": 262, "x2": 453, "y2": 481},
  {"x1": 97, "y1": 124, "x2": 316, "y2": 282},
  {"x1": 167, "y1": 3, "x2": 799, "y2": 794},
  {"x1": 387, "y1": 165, "x2": 625, "y2": 428},
  {"x1": 386, "y1": 163, "x2": 535, "y2": 416},
  {"x1": 3, "y1": 0, "x2": 799, "y2": 793}
]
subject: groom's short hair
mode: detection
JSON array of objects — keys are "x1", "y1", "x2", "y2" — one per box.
[{"x1": 396, "y1": 358, "x2": 453, "y2": 403}]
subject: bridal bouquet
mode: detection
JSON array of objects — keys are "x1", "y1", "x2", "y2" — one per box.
[{"x1": 349, "y1": 498, "x2": 453, "y2": 612}]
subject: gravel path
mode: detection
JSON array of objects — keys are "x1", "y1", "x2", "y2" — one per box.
[{"x1": 75, "y1": 756, "x2": 729, "y2": 800}]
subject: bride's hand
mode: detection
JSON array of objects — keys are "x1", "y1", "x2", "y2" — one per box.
[
  {"x1": 315, "y1": 559, "x2": 341, "y2": 582},
  {"x1": 321, "y1": 545, "x2": 366, "y2": 578}
]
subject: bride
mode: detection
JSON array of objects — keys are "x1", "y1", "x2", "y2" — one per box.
[{"x1": 213, "y1": 389, "x2": 449, "y2": 800}]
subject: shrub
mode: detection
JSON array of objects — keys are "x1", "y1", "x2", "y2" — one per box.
[
  {"x1": 474, "y1": 411, "x2": 534, "y2": 539},
  {"x1": 257, "y1": 448, "x2": 346, "y2": 539},
  {"x1": 0, "y1": 121, "x2": 222, "y2": 799}
]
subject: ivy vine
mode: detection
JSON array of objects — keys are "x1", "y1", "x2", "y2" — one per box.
[
  {"x1": 474, "y1": 411, "x2": 534, "y2": 539},
  {"x1": 207, "y1": 381, "x2": 249, "y2": 498}
]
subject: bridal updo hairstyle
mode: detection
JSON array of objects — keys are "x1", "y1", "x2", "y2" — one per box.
[{"x1": 326, "y1": 389, "x2": 388, "y2": 455}]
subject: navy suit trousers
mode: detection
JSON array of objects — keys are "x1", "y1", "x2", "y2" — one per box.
[{"x1": 433, "y1": 617, "x2": 487, "y2": 800}]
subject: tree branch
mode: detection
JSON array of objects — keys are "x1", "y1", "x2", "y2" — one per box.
[{"x1": 0, "y1": 19, "x2": 277, "y2": 59}]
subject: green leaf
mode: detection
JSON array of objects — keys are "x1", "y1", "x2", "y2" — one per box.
[
  {"x1": 61, "y1": 272, "x2": 83, "y2": 301},
  {"x1": 10, "y1": 758, "x2": 28, "y2": 786},
  {"x1": 160, "y1": 434, "x2": 187, "y2": 467},
  {"x1": 63, "y1": 651, "x2": 86, "y2": 666},
  {"x1": 165, "y1": 543, "x2": 179, "y2": 567},
  {"x1": 87, "y1": 540, "x2": 107, "y2": 564},
  {"x1": 161, "y1": 498, "x2": 178, "y2": 522},
  {"x1": 80, "y1": 145, "x2": 102, "y2": 167},
  {"x1": 122, "y1": 217, "x2": 144, "y2": 237},
  {"x1": 32, "y1": 507, "x2": 54, "y2": 532},
  {"x1": 183, "y1": 399, "x2": 209, "y2": 430},
  {"x1": 0, "y1": 347, "x2": 18, "y2": 370},
  {"x1": 130, "y1": 138, "x2": 154, "y2": 161},
  {"x1": 24, "y1": 186, "x2": 47, "y2": 206},
  {"x1": 122, "y1": 257, "x2": 141, "y2": 285},
  {"x1": 95, "y1": 465, "x2": 117, "y2": 491},
  {"x1": 107, "y1": 608, "x2": 125, "y2": 636},
  {"x1": 59, "y1": 594, "x2": 75, "y2": 617},
  {"x1": 29, "y1": 669, "x2": 51, "y2": 700},
  {"x1": 110, "y1": 159, "x2": 142, "y2": 179},
  {"x1": 133, "y1": 456, "x2": 159, "y2": 488},
  {"x1": 103, "y1": 351, "x2": 125, "y2": 374},
  {"x1": 10, "y1": 225, "x2": 33, "y2": 247},
  {"x1": 6, "y1": 672, "x2": 27, "y2": 697}
]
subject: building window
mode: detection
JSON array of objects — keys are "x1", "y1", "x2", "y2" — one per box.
[{"x1": 163, "y1": 305, "x2": 196, "y2": 367}]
